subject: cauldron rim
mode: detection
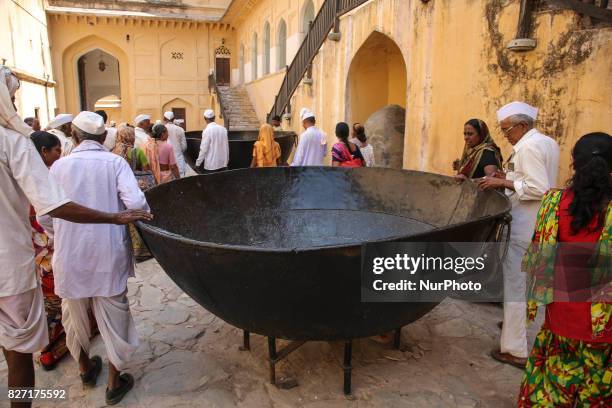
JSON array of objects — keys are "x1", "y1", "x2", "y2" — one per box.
[{"x1": 137, "y1": 167, "x2": 511, "y2": 253}]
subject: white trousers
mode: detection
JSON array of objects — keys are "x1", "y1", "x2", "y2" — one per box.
[
  {"x1": 500, "y1": 240, "x2": 544, "y2": 358},
  {"x1": 0, "y1": 286, "x2": 48, "y2": 353},
  {"x1": 62, "y1": 291, "x2": 138, "y2": 371}
]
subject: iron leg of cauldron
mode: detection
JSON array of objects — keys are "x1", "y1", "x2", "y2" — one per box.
[
  {"x1": 268, "y1": 337, "x2": 277, "y2": 384},
  {"x1": 343, "y1": 340, "x2": 353, "y2": 395},
  {"x1": 267, "y1": 338, "x2": 306, "y2": 387},
  {"x1": 394, "y1": 328, "x2": 402, "y2": 350},
  {"x1": 240, "y1": 330, "x2": 251, "y2": 351}
]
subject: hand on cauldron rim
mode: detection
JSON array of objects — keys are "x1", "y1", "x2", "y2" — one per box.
[
  {"x1": 477, "y1": 176, "x2": 505, "y2": 191},
  {"x1": 454, "y1": 173, "x2": 468, "y2": 183},
  {"x1": 113, "y1": 209, "x2": 153, "y2": 225}
]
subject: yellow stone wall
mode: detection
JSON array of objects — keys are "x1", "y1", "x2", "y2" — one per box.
[
  {"x1": 236, "y1": 0, "x2": 611, "y2": 184},
  {"x1": 1, "y1": 0, "x2": 57, "y2": 126},
  {"x1": 47, "y1": 14, "x2": 236, "y2": 130}
]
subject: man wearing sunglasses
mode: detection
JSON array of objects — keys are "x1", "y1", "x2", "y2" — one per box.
[{"x1": 478, "y1": 101, "x2": 560, "y2": 369}]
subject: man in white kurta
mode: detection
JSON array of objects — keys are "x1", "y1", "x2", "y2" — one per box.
[
  {"x1": 478, "y1": 102, "x2": 559, "y2": 367},
  {"x1": 291, "y1": 108, "x2": 327, "y2": 166},
  {"x1": 50, "y1": 111, "x2": 150, "y2": 403},
  {"x1": 133, "y1": 114, "x2": 151, "y2": 150},
  {"x1": 46, "y1": 113, "x2": 74, "y2": 156},
  {"x1": 163, "y1": 111, "x2": 188, "y2": 176},
  {"x1": 195, "y1": 109, "x2": 229, "y2": 172}
]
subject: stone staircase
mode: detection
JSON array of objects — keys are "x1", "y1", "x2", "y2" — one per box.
[{"x1": 217, "y1": 86, "x2": 261, "y2": 131}]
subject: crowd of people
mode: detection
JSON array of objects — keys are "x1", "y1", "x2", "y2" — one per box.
[{"x1": 1, "y1": 60, "x2": 610, "y2": 408}]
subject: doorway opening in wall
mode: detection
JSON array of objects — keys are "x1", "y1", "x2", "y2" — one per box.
[
  {"x1": 215, "y1": 44, "x2": 231, "y2": 86},
  {"x1": 172, "y1": 108, "x2": 186, "y2": 130},
  {"x1": 77, "y1": 49, "x2": 121, "y2": 113},
  {"x1": 94, "y1": 95, "x2": 121, "y2": 124},
  {"x1": 346, "y1": 32, "x2": 407, "y2": 170}
]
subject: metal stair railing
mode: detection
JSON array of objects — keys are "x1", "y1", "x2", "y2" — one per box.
[{"x1": 267, "y1": 0, "x2": 371, "y2": 122}]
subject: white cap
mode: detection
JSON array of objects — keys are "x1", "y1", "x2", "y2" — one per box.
[
  {"x1": 163, "y1": 111, "x2": 174, "y2": 120},
  {"x1": 73, "y1": 111, "x2": 106, "y2": 135},
  {"x1": 175, "y1": 119, "x2": 185, "y2": 125},
  {"x1": 47, "y1": 113, "x2": 73, "y2": 129},
  {"x1": 497, "y1": 101, "x2": 538, "y2": 122},
  {"x1": 155, "y1": 119, "x2": 163, "y2": 126},
  {"x1": 134, "y1": 114, "x2": 151, "y2": 125},
  {"x1": 300, "y1": 108, "x2": 315, "y2": 121},
  {"x1": 204, "y1": 109, "x2": 215, "y2": 119}
]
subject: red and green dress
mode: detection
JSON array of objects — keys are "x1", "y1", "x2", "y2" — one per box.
[{"x1": 519, "y1": 190, "x2": 611, "y2": 407}]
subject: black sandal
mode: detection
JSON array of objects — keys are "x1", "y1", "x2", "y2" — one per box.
[
  {"x1": 80, "y1": 355, "x2": 102, "y2": 388},
  {"x1": 105, "y1": 373, "x2": 134, "y2": 406}
]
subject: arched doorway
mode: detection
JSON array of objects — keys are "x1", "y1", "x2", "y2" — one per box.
[
  {"x1": 77, "y1": 49, "x2": 121, "y2": 112},
  {"x1": 301, "y1": 0, "x2": 315, "y2": 38},
  {"x1": 263, "y1": 22, "x2": 271, "y2": 76},
  {"x1": 277, "y1": 19, "x2": 287, "y2": 70},
  {"x1": 239, "y1": 44, "x2": 245, "y2": 84},
  {"x1": 215, "y1": 43, "x2": 231, "y2": 86},
  {"x1": 251, "y1": 33, "x2": 258, "y2": 81},
  {"x1": 347, "y1": 32, "x2": 407, "y2": 169}
]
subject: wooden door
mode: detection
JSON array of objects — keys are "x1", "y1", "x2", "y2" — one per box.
[
  {"x1": 215, "y1": 57, "x2": 231, "y2": 86},
  {"x1": 172, "y1": 108, "x2": 186, "y2": 130}
]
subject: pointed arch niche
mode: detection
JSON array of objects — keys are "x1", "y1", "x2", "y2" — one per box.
[
  {"x1": 346, "y1": 32, "x2": 407, "y2": 169},
  {"x1": 347, "y1": 32, "x2": 407, "y2": 124},
  {"x1": 162, "y1": 97, "x2": 193, "y2": 131},
  {"x1": 61, "y1": 35, "x2": 130, "y2": 120}
]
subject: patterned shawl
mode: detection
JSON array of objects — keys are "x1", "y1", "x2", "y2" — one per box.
[{"x1": 458, "y1": 131, "x2": 503, "y2": 178}]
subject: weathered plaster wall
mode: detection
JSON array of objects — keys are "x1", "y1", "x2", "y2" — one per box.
[
  {"x1": 246, "y1": 0, "x2": 611, "y2": 183},
  {"x1": 244, "y1": 70, "x2": 286, "y2": 122},
  {"x1": 48, "y1": 14, "x2": 236, "y2": 130},
  {"x1": 0, "y1": 0, "x2": 57, "y2": 125}
]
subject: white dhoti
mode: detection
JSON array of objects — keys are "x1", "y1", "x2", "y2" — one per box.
[
  {"x1": 500, "y1": 239, "x2": 545, "y2": 358},
  {"x1": 0, "y1": 286, "x2": 48, "y2": 353},
  {"x1": 62, "y1": 291, "x2": 138, "y2": 371}
]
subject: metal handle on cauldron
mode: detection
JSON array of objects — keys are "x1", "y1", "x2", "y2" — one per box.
[{"x1": 496, "y1": 213, "x2": 512, "y2": 263}]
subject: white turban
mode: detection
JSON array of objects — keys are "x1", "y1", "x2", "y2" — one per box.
[
  {"x1": 134, "y1": 114, "x2": 151, "y2": 125},
  {"x1": 46, "y1": 113, "x2": 73, "y2": 130},
  {"x1": 497, "y1": 101, "x2": 539, "y2": 122},
  {"x1": 204, "y1": 109, "x2": 215, "y2": 119},
  {"x1": 163, "y1": 111, "x2": 174, "y2": 120},
  {"x1": 0, "y1": 66, "x2": 32, "y2": 136},
  {"x1": 300, "y1": 108, "x2": 315, "y2": 121},
  {"x1": 73, "y1": 111, "x2": 106, "y2": 136}
]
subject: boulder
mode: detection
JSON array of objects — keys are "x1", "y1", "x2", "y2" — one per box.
[{"x1": 364, "y1": 105, "x2": 406, "y2": 169}]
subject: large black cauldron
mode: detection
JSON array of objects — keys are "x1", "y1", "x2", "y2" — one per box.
[
  {"x1": 137, "y1": 167, "x2": 510, "y2": 341},
  {"x1": 184, "y1": 130, "x2": 296, "y2": 171}
]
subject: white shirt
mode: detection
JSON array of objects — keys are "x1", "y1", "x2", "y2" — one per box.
[
  {"x1": 165, "y1": 122, "x2": 187, "y2": 175},
  {"x1": 48, "y1": 128, "x2": 74, "y2": 157},
  {"x1": 103, "y1": 127, "x2": 118, "y2": 151},
  {"x1": 506, "y1": 128, "x2": 560, "y2": 242},
  {"x1": 50, "y1": 140, "x2": 149, "y2": 299},
  {"x1": 0, "y1": 126, "x2": 70, "y2": 297},
  {"x1": 361, "y1": 144, "x2": 375, "y2": 167},
  {"x1": 195, "y1": 122, "x2": 229, "y2": 170},
  {"x1": 134, "y1": 127, "x2": 150, "y2": 150},
  {"x1": 291, "y1": 126, "x2": 327, "y2": 166}
]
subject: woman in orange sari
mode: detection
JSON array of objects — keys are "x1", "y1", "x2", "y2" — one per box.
[{"x1": 251, "y1": 124, "x2": 282, "y2": 167}]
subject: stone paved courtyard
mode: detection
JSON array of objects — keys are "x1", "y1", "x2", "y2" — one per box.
[{"x1": 0, "y1": 260, "x2": 523, "y2": 407}]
